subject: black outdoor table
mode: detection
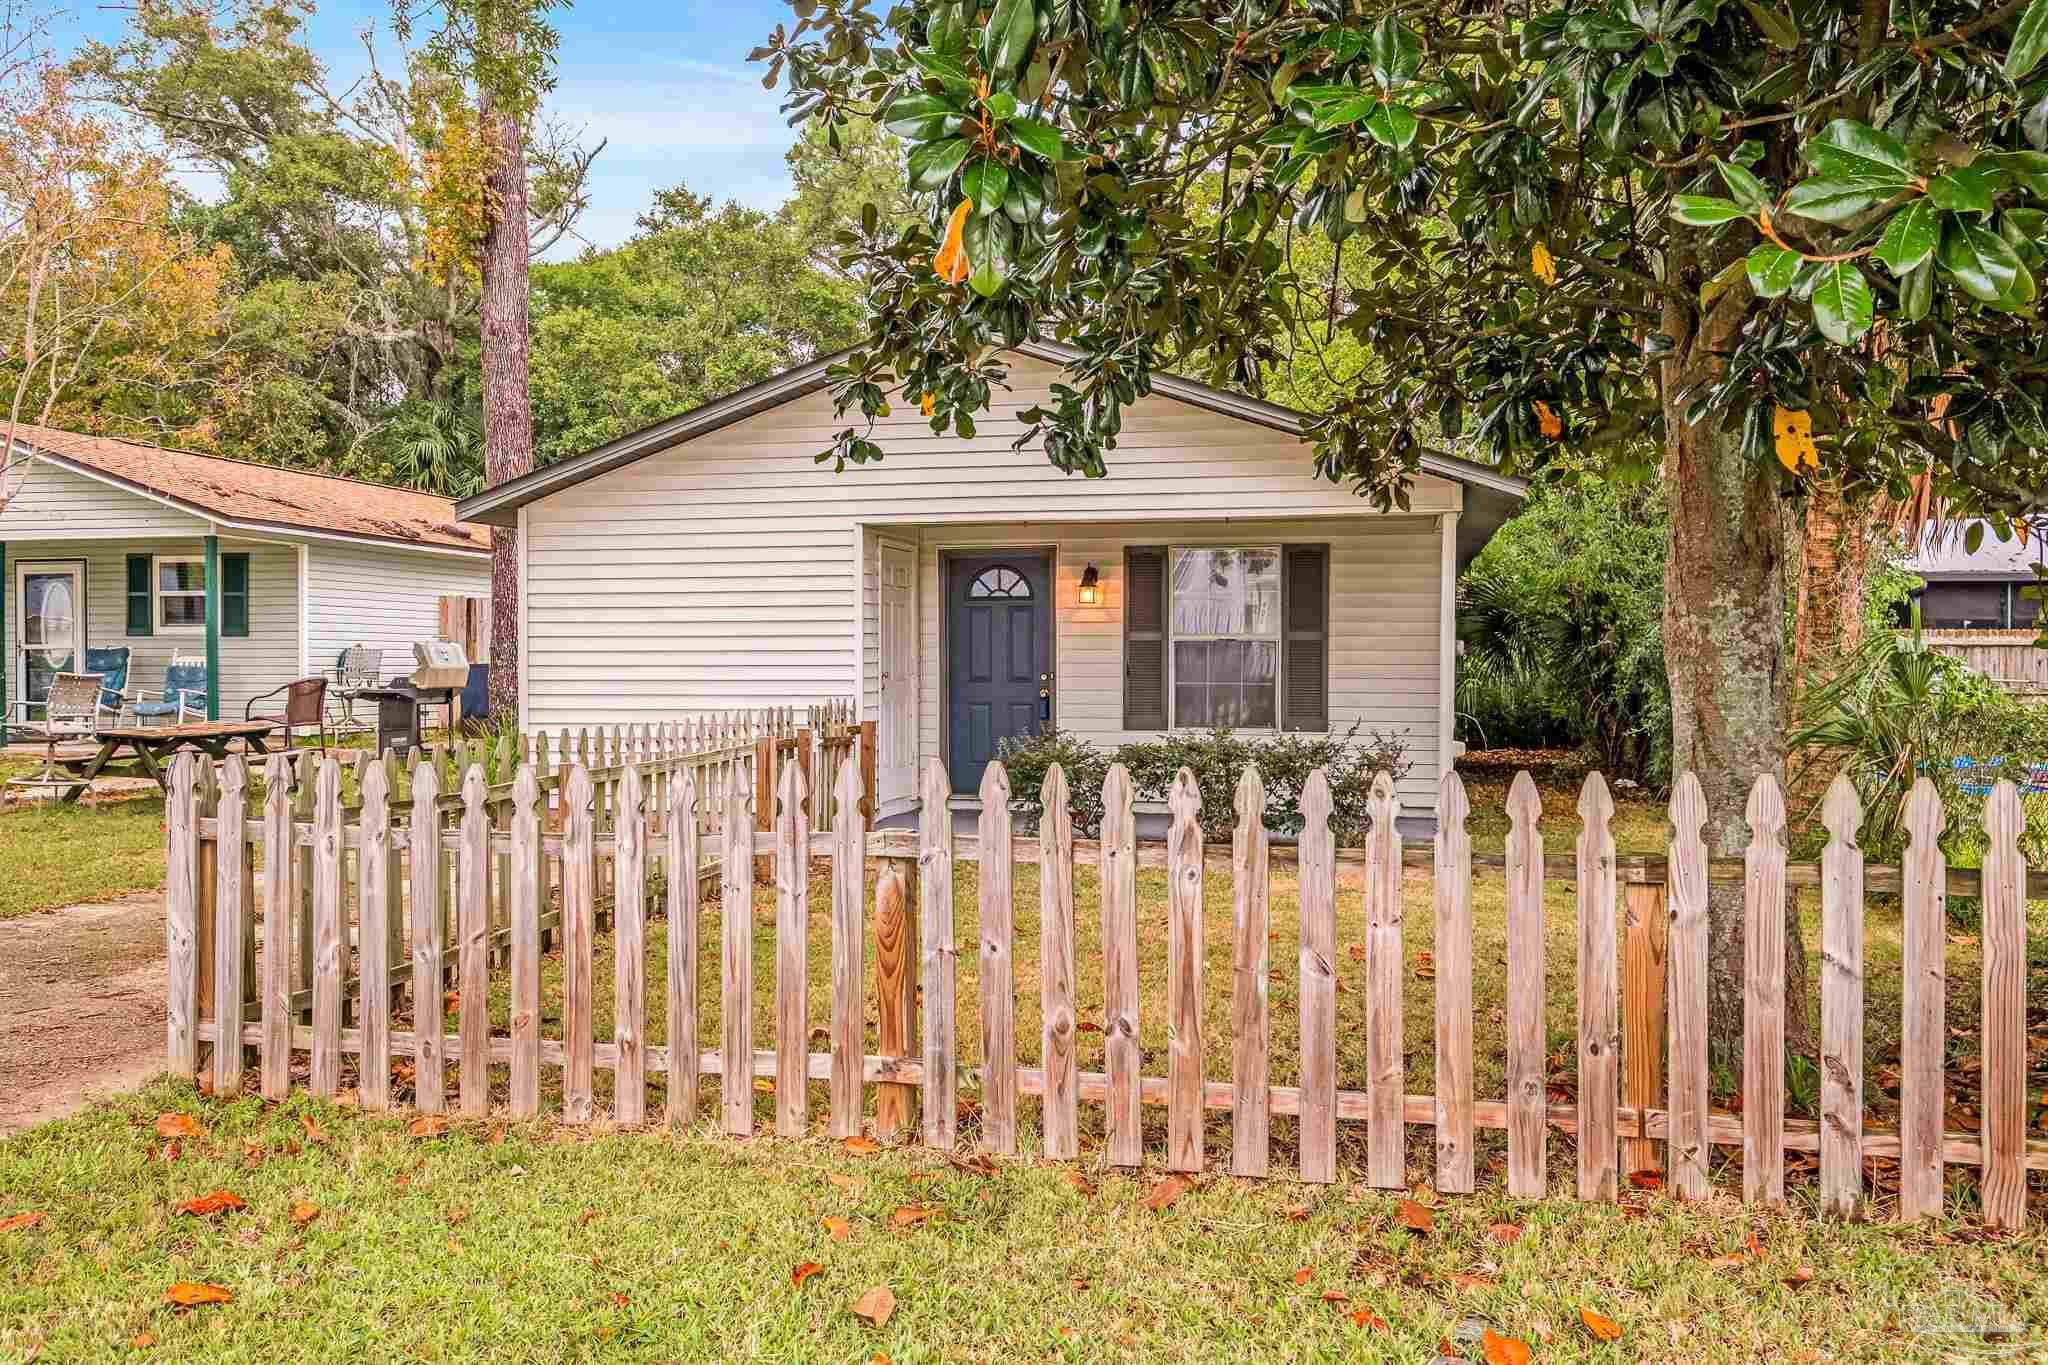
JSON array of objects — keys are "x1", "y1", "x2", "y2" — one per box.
[{"x1": 60, "y1": 721, "x2": 280, "y2": 801}]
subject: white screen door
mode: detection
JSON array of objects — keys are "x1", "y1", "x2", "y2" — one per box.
[
  {"x1": 17, "y1": 560, "x2": 87, "y2": 706},
  {"x1": 878, "y1": 542, "x2": 917, "y2": 804}
]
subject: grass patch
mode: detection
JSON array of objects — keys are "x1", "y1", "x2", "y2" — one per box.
[
  {"x1": 1, "y1": 1080, "x2": 2042, "y2": 1362},
  {"x1": 0, "y1": 795, "x2": 166, "y2": 918}
]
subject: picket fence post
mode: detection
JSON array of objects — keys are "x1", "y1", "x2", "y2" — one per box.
[
  {"x1": 919, "y1": 757, "x2": 956, "y2": 1150},
  {"x1": 774, "y1": 756, "x2": 809, "y2": 1137},
  {"x1": 830, "y1": 754, "x2": 867, "y2": 1139},
  {"x1": 1575, "y1": 771, "x2": 1618, "y2": 1203},
  {"x1": 1665, "y1": 772, "x2": 1710, "y2": 1198},
  {"x1": 668, "y1": 764, "x2": 702, "y2": 1127},
  {"x1": 1101, "y1": 763, "x2": 1142, "y2": 1168},
  {"x1": 1504, "y1": 771, "x2": 1546, "y2": 1198},
  {"x1": 1818, "y1": 774, "x2": 1864, "y2": 1218},
  {"x1": 1433, "y1": 770, "x2": 1473, "y2": 1194},
  {"x1": 1039, "y1": 763, "x2": 1079, "y2": 1159},
  {"x1": 1230, "y1": 765, "x2": 1270, "y2": 1179},
  {"x1": 1297, "y1": 769, "x2": 1337, "y2": 1184},
  {"x1": 1899, "y1": 777, "x2": 1946, "y2": 1221},
  {"x1": 1165, "y1": 768, "x2": 1204, "y2": 1174}
]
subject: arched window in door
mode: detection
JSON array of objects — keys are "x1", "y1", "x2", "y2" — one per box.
[{"x1": 965, "y1": 565, "x2": 1033, "y2": 600}]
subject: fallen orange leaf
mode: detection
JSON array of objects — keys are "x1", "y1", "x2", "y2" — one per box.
[
  {"x1": 1489, "y1": 1221, "x2": 1523, "y2": 1244},
  {"x1": 843, "y1": 1135, "x2": 881, "y2": 1155},
  {"x1": 175, "y1": 1191, "x2": 247, "y2": 1218},
  {"x1": 828, "y1": 1173, "x2": 861, "y2": 1191},
  {"x1": 851, "y1": 1284, "x2": 897, "y2": 1327},
  {"x1": 300, "y1": 1114, "x2": 328, "y2": 1144},
  {"x1": 291, "y1": 1201, "x2": 320, "y2": 1226},
  {"x1": 131, "y1": 1331, "x2": 156, "y2": 1348},
  {"x1": 1579, "y1": 1305, "x2": 1623, "y2": 1341},
  {"x1": 1063, "y1": 1170, "x2": 1097, "y2": 1197},
  {"x1": 1143, "y1": 1175, "x2": 1188, "y2": 1212},
  {"x1": 164, "y1": 1282, "x2": 233, "y2": 1307},
  {"x1": 890, "y1": 1204, "x2": 940, "y2": 1229},
  {"x1": 1705, "y1": 1249, "x2": 1749, "y2": 1269},
  {"x1": 407, "y1": 1114, "x2": 451, "y2": 1138},
  {"x1": 1350, "y1": 1308, "x2": 1389, "y2": 1331},
  {"x1": 1293, "y1": 1267, "x2": 1313, "y2": 1286},
  {"x1": 1319, "y1": 1290, "x2": 1348, "y2": 1304},
  {"x1": 792, "y1": 1261, "x2": 824, "y2": 1288},
  {"x1": 0, "y1": 1211, "x2": 45, "y2": 1233},
  {"x1": 1626, "y1": 1169, "x2": 1662, "y2": 1190},
  {"x1": 154, "y1": 1114, "x2": 202, "y2": 1139},
  {"x1": 1397, "y1": 1198, "x2": 1434, "y2": 1233},
  {"x1": 1482, "y1": 1327, "x2": 1532, "y2": 1365},
  {"x1": 1446, "y1": 1271, "x2": 1497, "y2": 1292},
  {"x1": 822, "y1": 1216, "x2": 851, "y2": 1242}
]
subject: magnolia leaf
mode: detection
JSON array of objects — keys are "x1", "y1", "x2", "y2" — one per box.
[
  {"x1": 982, "y1": 0, "x2": 1035, "y2": 75},
  {"x1": 1530, "y1": 241, "x2": 1557, "y2": 285},
  {"x1": 1810, "y1": 261, "x2": 1874, "y2": 344},
  {"x1": 1746, "y1": 243, "x2": 1802, "y2": 297},
  {"x1": 1939, "y1": 220, "x2": 2022, "y2": 301},
  {"x1": 2007, "y1": 0, "x2": 2048, "y2": 79},
  {"x1": 933, "y1": 198, "x2": 972, "y2": 284},
  {"x1": 1579, "y1": 1307, "x2": 1625, "y2": 1342},
  {"x1": 1366, "y1": 16, "x2": 1422, "y2": 90},
  {"x1": 164, "y1": 1282, "x2": 233, "y2": 1308},
  {"x1": 1533, "y1": 400, "x2": 1563, "y2": 439},
  {"x1": 961, "y1": 160, "x2": 1009, "y2": 217},
  {"x1": 1312, "y1": 93, "x2": 1380, "y2": 132},
  {"x1": 1873, "y1": 199, "x2": 1939, "y2": 275},
  {"x1": 174, "y1": 1191, "x2": 247, "y2": 1218},
  {"x1": 910, "y1": 47, "x2": 971, "y2": 83},
  {"x1": 1671, "y1": 195, "x2": 1748, "y2": 225},
  {"x1": 851, "y1": 1285, "x2": 897, "y2": 1327},
  {"x1": 1006, "y1": 116, "x2": 1067, "y2": 161},
  {"x1": 1927, "y1": 168, "x2": 1994, "y2": 214},
  {"x1": 1804, "y1": 119, "x2": 1913, "y2": 186},
  {"x1": 1742, "y1": 0, "x2": 1801, "y2": 47},
  {"x1": 1782, "y1": 178, "x2": 1880, "y2": 224},
  {"x1": 983, "y1": 91, "x2": 1017, "y2": 123},
  {"x1": 1716, "y1": 159, "x2": 1771, "y2": 213},
  {"x1": 1363, "y1": 100, "x2": 1419, "y2": 149},
  {"x1": 1773, "y1": 405, "x2": 1820, "y2": 472},
  {"x1": 907, "y1": 137, "x2": 971, "y2": 191}
]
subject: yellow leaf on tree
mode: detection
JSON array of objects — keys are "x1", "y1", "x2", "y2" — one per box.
[
  {"x1": 919, "y1": 392, "x2": 936, "y2": 417},
  {"x1": 1772, "y1": 405, "x2": 1819, "y2": 473},
  {"x1": 1533, "y1": 400, "x2": 1563, "y2": 440},
  {"x1": 1531, "y1": 241, "x2": 1557, "y2": 286},
  {"x1": 934, "y1": 199, "x2": 973, "y2": 285}
]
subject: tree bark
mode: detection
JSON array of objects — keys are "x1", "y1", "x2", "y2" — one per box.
[
  {"x1": 1789, "y1": 476, "x2": 1875, "y2": 696},
  {"x1": 1661, "y1": 268, "x2": 1816, "y2": 1068},
  {"x1": 479, "y1": 82, "x2": 530, "y2": 720}
]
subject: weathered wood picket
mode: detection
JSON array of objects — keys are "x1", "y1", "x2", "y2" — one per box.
[{"x1": 171, "y1": 753, "x2": 2046, "y2": 1229}]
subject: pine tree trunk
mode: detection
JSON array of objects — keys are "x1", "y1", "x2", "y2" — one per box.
[
  {"x1": 479, "y1": 85, "x2": 530, "y2": 720},
  {"x1": 1661, "y1": 273, "x2": 1816, "y2": 1067}
]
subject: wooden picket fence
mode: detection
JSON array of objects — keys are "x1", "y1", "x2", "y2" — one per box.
[{"x1": 169, "y1": 753, "x2": 2044, "y2": 1231}]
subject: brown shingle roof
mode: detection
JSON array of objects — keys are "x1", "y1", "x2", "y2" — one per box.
[{"x1": 12, "y1": 423, "x2": 488, "y2": 552}]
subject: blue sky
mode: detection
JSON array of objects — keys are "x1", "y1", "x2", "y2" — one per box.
[{"x1": 54, "y1": 0, "x2": 812, "y2": 256}]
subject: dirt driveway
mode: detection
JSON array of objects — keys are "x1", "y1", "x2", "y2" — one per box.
[{"x1": 0, "y1": 892, "x2": 167, "y2": 1134}]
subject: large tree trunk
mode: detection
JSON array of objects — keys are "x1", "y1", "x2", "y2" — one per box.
[
  {"x1": 479, "y1": 83, "x2": 530, "y2": 720},
  {"x1": 1661, "y1": 272, "x2": 1816, "y2": 1068},
  {"x1": 1790, "y1": 476, "x2": 1876, "y2": 694}
]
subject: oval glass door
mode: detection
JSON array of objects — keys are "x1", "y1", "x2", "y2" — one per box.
[{"x1": 18, "y1": 562, "x2": 85, "y2": 706}]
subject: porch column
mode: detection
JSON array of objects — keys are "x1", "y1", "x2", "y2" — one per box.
[
  {"x1": 1437, "y1": 510, "x2": 1460, "y2": 783},
  {"x1": 204, "y1": 533, "x2": 221, "y2": 721},
  {"x1": 0, "y1": 538, "x2": 7, "y2": 746}
]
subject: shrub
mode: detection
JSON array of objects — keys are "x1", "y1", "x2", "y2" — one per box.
[{"x1": 997, "y1": 723, "x2": 1412, "y2": 841}]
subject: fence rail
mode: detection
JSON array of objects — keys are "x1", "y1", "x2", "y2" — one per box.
[{"x1": 168, "y1": 753, "x2": 2043, "y2": 1231}]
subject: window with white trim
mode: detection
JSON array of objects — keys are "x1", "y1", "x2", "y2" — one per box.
[
  {"x1": 1169, "y1": 547, "x2": 1280, "y2": 729},
  {"x1": 155, "y1": 556, "x2": 206, "y2": 632}
]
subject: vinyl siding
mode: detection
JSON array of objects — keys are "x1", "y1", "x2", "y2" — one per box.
[
  {"x1": 0, "y1": 458, "x2": 207, "y2": 538},
  {"x1": 3, "y1": 537, "x2": 299, "y2": 722},
  {"x1": 523, "y1": 355, "x2": 1459, "y2": 815},
  {"x1": 304, "y1": 542, "x2": 492, "y2": 680}
]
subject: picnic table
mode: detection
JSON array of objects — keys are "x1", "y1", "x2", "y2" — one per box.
[{"x1": 55, "y1": 721, "x2": 280, "y2": 803}]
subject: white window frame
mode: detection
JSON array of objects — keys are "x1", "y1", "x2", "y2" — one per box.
[
  {"x1": 1166, "y1": 544, "x2": 1284, "y2": 733},
  {"x1": 153, "y1": 554, "x2": 207, "y2": 634}
]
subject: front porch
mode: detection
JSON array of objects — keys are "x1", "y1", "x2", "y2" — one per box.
[{"x1": 859, "y1": 512, "x2": 1461, "y2": 833}]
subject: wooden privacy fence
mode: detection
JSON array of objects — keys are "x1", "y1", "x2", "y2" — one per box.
[{"x1": 169, "y1": 754, "x2": 2044, "y2": 1232}]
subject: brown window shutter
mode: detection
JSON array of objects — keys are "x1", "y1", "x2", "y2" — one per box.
[
  {"x1": 1123, "y1": 546, "x2": 1168, "y2": 731},
  {"x1": 1283, "y1": 544, "x2": 1329, "y2": 732}
]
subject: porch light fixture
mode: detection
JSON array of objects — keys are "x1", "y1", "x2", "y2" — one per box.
[{"x1": 1078, "y1": 563, "x2": 1101, "y2": 606}]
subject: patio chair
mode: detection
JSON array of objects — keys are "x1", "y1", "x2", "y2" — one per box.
[
  {"x1": 83, "y1": 646, "x2": 135, "y2": 724},
  {"x1": 330, "y1": 644, "x2": 382, "y2": 733},
  {"x1": 130, "y1": 653, "x2": 209, "y2": 726},
  {"x1": 246, "y1": 676, "x2": 329, "y2": 751},
  {"x1": 4, "y1": 672, "x2": 104, "y2": 798}
]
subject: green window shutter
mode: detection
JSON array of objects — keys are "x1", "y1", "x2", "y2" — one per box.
[
  {"x1": 222, "y1": 553, "x2": 250, "y2": 638},
  {"x1": 126, "y1": 555, "x2": 153, "y2": 636},
  {"x1": 1282, "y1": 544, "x2": 1330, "y2": 732},
  {"x1": 1122, "y1": 546, "x2": 1168, "y2": 731}
]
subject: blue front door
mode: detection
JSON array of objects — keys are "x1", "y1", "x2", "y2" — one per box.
[{"x1": 946, "y1": 552, "x2": 1051, "y2": 796}]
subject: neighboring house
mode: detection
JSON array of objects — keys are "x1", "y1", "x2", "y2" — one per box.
[
  {"x1": 1899, "y1": 521, "x2": 2048, "y2": 696},
  {"x1": 2, "y1": 425, "x2": 492, "y2": 740},
  {"x1": 1901, "y1": 520, "x2": 2044, "y2": 629},
  {"x1": 457, "y1": 343, "x2": 1526, "y2": 829}
]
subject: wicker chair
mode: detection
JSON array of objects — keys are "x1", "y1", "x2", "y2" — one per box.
[
  {"x1": 5, "y1": 672, "x2": 104, "y2": 797},
  {"x1": 246, "y1": 677, "x2": 329, "y2": 751},
  {"x1": 330, "y1": 645, "x2": 382, "y2": 734}
]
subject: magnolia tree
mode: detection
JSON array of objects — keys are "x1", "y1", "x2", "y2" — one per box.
[{"x1": 763, "y1": 0, "x2": 2048, "y2": 1056}]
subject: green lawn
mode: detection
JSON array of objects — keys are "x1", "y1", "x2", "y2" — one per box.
[
  {"x1": 0, "y1": 1080, "x2": 2041, "y2": 1362},
  {"x1": 0, "y1": 790, "x2": 167, "y2": 917}
]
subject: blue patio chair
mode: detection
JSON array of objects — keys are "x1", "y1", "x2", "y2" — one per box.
[
  {"x1": 83, "y1": 646, "x2": 133, "y2": 722},
  {"x1": 130, "y1": 652, "x2": 209, "y2": 725}
]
